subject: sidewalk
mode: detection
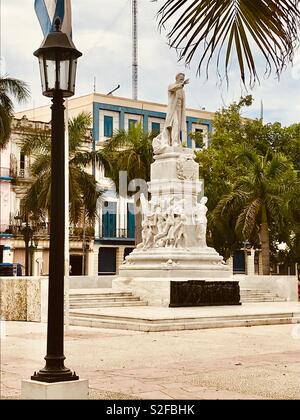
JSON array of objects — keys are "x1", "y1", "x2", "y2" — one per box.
[{"x1": 1, "y1": 321, "x2": 300, "y2": 399}]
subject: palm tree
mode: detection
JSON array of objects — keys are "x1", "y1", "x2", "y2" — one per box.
[
  {"x1": 0, "y1": 75, "x2": 30, "y2": 149},
  {"x1": 212, "y1": 147, "x2": 298, "y2": 274},
  {"x1": 157, "y1": 1, "x2": 300, "y2": 85},
  {"x1": 21, "y1": 112, "x2": 103, "y2": 226},
  {"x1": 103, "y1": 123, "x2": 155, "y2": 244}
]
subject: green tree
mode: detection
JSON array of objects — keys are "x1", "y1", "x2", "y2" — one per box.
[
  {"x1": 196, "y1": 96, "x2": 300, "y2": 271},
  {"x1": 157, "y1": 1, "x2": 300, "y2": 85},
  {"x1": 103, "y1": 123, "x2": 155, "y2": 243},
  {"x1": 0, "y1": 75, "x2": 30, "y2": 149},
  {"x1": 21, "y1": 112, "x2": 103, "y2": 226},
  {"x1": 212, "y1": 148, "x2": 298, "y2": 274}
]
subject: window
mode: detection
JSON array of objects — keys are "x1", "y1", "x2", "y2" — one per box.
[
  {"x1": 128, "y1": 119, "x2": 137, "y2": 129},
  {"x1": 127, "y1": 203, "x2": 135, "y2": 239},
  {"x1": 19, "y1": 152, "x2": 25, "y2": 177},
  {"x1": 102, "y1": 201, "x2": 117, "y2": 238},
  {"x1": 104, "y1": 115, "x2": 113, "y2": 137},
  {"x1": 20, "y1": 152, "x2": 25, "y2": 169},
  {"x1": 151, "y1": 122, "x2": 160, "y2": 134}
]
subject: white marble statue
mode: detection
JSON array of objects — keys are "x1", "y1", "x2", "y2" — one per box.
[
  {"x1": 154, "y1": 208, "x2": 175, "y2": 247},
  {"x1": 173, "y1": 213, "x2": 187, "y2": 248},
  {"x1": 165, "y1": 73, "x2": 189, "y2": 146},
  {"x1": 141, "y1": 214, "x2": 155, "y2": 250},
  {"x1": 153, "y1": 205, "x2": 165, "y2": 237},
  {"x1": 194, "y1": 196, "x2": 208, "y2": 247},
  {"x1": 152, "y1": 73, "x2": 189, "y2": 153}
]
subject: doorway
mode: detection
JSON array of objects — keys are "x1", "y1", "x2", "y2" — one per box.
[
  {"x1": 98, "y1": 247, "x2": 117, "y2": 275},
  {"x1": 70, "y1": 255, "x2": 84, "y2": 276}
]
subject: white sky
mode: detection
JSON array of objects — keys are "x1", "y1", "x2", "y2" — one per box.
[{"x1": 1, "y1": 0, "x2": 300, "y2": 125}]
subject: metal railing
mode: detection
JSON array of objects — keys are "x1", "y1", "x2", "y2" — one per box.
[
  {"x1": 18, "y1": 168, "x2": 31, "y2": 179},
  {"x1": 99, "y1": 227, "x2": 135, "y2": 239}
]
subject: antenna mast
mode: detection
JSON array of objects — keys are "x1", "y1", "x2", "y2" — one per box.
[{"x1": 132, "y1": 0, "x2": 138, "y2": 100}]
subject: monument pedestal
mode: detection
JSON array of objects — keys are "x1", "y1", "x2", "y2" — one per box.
[{"x1": 114, "y1": 146, "x2": 240, "y2": 307}]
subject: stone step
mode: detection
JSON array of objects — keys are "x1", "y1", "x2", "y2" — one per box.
[
  {"x1": 240, "y1": 288, "x2": 286, "y2": 303},
  {"x1": 69, "y1": 288, "x2": 128, "y2": 294},
  {"x1": 240, "y1": 292, "x2": 281, "y2": 297},
  {"x1": 67, "y1": 288, "x2": 148, "y2": 309},
  {"x1": 70, "y1": 300, "x2": 148, "y2": 309},
  {"x1": 69, "y1": 296, "x2": 141, "y2": 303},
  {"x1": 241, "y1": 299, "x2": 286, "y2": 303},
  {"x1": 241, "y1": 290, "x2": 280, "y2": 294},
  {"x1": 69, "y1": 292, "x2": 133, "y2": 299},
  {"x1": 69, "y1": 312, "x2": 299, "y2": 332}
]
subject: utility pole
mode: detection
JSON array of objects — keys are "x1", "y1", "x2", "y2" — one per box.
[{"x1": 132, "y1": 0, "x2": 138, "y2": 100}]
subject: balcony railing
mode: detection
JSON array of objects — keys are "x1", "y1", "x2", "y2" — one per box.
[
  {"x1": 99, "y1": 227, "x2": 135, "y2": 240},
  {"x1": 8, "y1": 217, "x2": 95, "y2": 239},
  {"x1": 18, "y1": 168, "x2": 31, "y2": 179}
]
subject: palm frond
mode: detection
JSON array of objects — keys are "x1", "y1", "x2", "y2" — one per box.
[
  {"x1": 69, "y1": 111, "x2": 92, "y2": 152},
  {"x1": 20, "y1": 129, "x2": 51, "y2": 156},
  {"x1": 22, "y1": 174, "x2": 51, "y2": 214},
  {"x1": 29, "y1": 153, "x2": 51, "y2": 176},
  {"x1": 157, "y1": 0, "x2": 300, "y2": 85},
  {"x1": 0, "y1": 75, "x2": 30, "y2": 102},
  {"x1": 0, "y1": 92, "x2": 13, "y2": 113},
  {"x1": 236, "y1": 198, "x2": 262, "y2": 239},
  {"x1": 73, "y1": 168, "x2": 101, "y2": 223},
  {"x1": 265, "y1": 152, "x2": 291, "y2": 179},
  {"x1": 0, "y1": 104, "x2": 12, "y2": 148}
]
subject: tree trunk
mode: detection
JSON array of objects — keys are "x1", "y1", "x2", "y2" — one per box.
[{"x1": 260, "y1": 205, "x2": 270, "y2": 275}]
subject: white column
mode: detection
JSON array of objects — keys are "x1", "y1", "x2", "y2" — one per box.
[
  {"x1": 258, "y1": 251, "x2": 263, "y2": 275},
  {"x1": 93, "y1": 244, "x2": 100, "y2": 276},
  {"x1": 86, "y1": 241, "x2": 95, "y2": 276},
  {"x1": 116, "y1": 247, "x2": 125, "y2": 274},
  {"x1": 227, "y1": 256, "x2": 233, "y2": 275},
  {"x1": 246, "y1": 249, "x2": 255, "y2": 276},
  {"x1": 33, "y1": 250, "x2": 44, "y2": 276}
]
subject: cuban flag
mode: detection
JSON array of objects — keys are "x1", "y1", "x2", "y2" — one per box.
[{"x1": 34, "y1": 0, "x2": 72, "y2": 37}]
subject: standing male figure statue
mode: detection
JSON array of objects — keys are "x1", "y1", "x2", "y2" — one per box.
[{"x1": 165, "y1": 73, "x2": 189, "y2": 146}]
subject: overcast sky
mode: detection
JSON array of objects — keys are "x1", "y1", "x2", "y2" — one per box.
[{"x1": 1, "y1": 0, "x2": 300, "y2": 125}]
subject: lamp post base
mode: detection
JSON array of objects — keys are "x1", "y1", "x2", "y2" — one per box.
[
  {"x1": 31, "y1": 355, "x2": 79, "y2": 383},
  {"x1": 31, "y1": 369, "x2": 79, "y2": 383},
  {"x1": 21, "y1": 379, "x2": 88, "y2": 400}
]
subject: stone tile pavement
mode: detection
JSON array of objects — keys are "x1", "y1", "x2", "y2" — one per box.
[{"x1": 1, "y1": 321, "x2": 300, "y2": 399}]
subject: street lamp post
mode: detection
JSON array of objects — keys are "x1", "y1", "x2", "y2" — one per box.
[
  {"x1": 21, "y1": 223, "x2": 33, "y2": 277},
  {"x1": 14, "y1": 216, "x2": 33, "y2": 276},
  {"x1": 31, "y1": 18, "x2": 82, "y2": 383}
]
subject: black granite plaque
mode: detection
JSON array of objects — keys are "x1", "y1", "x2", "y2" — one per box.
[{"x1": 169, "y1": 280, "x2": 241, "y2": 307}]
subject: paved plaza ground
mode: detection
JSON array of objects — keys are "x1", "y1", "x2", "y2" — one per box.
[{"x1": 1, "y1": 320, "x2": 300, "y2": 400}]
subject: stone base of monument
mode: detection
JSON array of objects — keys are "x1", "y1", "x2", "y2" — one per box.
[
  {"x1": 113, "y1": 133, "x2": 241, "y2": 307},
  {"x1": 113, "y1": 246, "x2": 240, "y2": 307},
  {"x1": 21, "y1": 379, "x2": 89, "y2": 400},
  {"x1": 113, "y1": 277, "x2": 240, "y2": 307}
]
